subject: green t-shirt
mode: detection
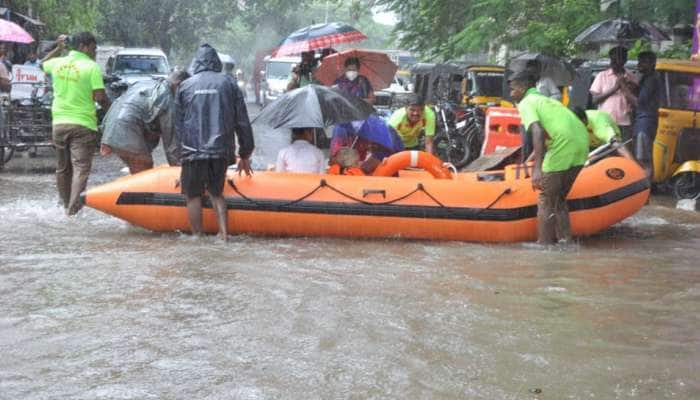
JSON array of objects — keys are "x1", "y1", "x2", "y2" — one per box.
[
  {"x1": 517, "y1": 88, "x2": 589, "y2": 173},
  {"x1": 388, "y1": 106, "x2": 436, "y2": 148},
  {"x1": 585, "y1": 109, "x2": 620, "y2": 147},
  {"x1": 43, "y1": 51, "x2": 105, "y2": 131}
]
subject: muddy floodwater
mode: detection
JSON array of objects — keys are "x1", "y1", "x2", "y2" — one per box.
[{"x1": 1, "y1": 104, "x2": 699, "y2": 399}]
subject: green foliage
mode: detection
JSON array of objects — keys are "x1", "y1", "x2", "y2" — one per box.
[
  {"x1": 658, "y1": 41, "x2": 693, "y2": 59},
  {"x1": 5, "y1": 0, "x2": 99, "y2": 37},
  {"x1": 379, "y1": 0, "x2": 696, "y2": 60},
  {"x1": 627, "y1": 39, "x2": 652, "y2": 60}
]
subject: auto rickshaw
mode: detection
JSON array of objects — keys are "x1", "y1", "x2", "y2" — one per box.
[
  {"x1": 410, "y1": 62, "x2": 465, "y2": 104},
  {"x1": 652, "y1": 59, "x2": 700, "y2": 199},
  {"x1": 460, "y1": 64, "x2": 507, "y2": 107}
]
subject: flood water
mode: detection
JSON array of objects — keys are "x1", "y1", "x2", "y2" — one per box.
[{"x1": 1, "y1": 104, "x2": 699, "y2": 399}]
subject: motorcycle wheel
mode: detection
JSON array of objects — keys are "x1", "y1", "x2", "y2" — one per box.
[
  {"x1": 673, "y1": 172, "x2": 700, "y2": 200},
  {"x1": 433, "y1": 133, "x2": 471, "y2": 169}
]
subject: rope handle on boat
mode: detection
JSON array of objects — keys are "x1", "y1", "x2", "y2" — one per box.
[
  {"x1": 227, "y1": 178, "x2": 326, "y2": 209},
  {"x1": 227, "y1": 178, "x2": 512, "y2": 213}
]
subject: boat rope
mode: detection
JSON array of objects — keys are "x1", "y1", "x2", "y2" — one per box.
[
  {"x1": 227, "y1": 178, "x2": 512, "y2": 213},
  {"x1": 227, "y1": 178, "x2": 327, "y2": 209}
]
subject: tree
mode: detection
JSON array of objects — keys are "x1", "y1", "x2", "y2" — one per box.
[{"x1": 379, "y1": 0, "x2": 696, "y2": 60}]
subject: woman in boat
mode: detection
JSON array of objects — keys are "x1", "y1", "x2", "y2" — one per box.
[{"x1": 334, "y1": 56, "x2": 375, "y2": 104}]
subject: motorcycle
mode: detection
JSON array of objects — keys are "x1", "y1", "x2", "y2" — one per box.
[{"x1": 432, "y1": 102, "x2": 484, "y2": 169}]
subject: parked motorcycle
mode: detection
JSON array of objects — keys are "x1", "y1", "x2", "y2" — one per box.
[{"x1": 432, "y1": 102, "x2": 484, "y2": 169}]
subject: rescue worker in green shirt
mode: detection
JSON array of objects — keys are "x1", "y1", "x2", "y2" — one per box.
[
  {"x1": 573, "y1": 107, "x2": 635, "y2": 160},
  {"x1": 42, "y1": 33, "x2": 110, "y2": 215},
  {"x1": 509, "y1": 70, "x2": 589, "y2": 244},
  {"x1": 388, "y1": 95, "x2": 436, "y2": 153}
]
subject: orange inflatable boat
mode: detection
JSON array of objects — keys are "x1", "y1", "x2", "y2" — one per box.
[{"x1": 82, "y1": 152, "x2": 649, "y2": 242}]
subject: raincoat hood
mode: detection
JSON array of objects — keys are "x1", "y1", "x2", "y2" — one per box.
[{"x1": 191, "y1": 44, "x2": 222, "y2": 75}]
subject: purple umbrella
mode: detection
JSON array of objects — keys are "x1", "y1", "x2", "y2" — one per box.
[{"x1": 0, "y1": 19, "x2": 34, "y2": 44}]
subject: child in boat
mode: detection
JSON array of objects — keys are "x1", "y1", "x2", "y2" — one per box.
[
  {"x1": 328, "y1": 147, "x2": 364, "y2": 175},
  {"x1": 275, "y1": 127, "x2": 326, "y2": 173}
]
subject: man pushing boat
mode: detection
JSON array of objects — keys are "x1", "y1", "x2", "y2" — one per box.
[
  {"x1": 100, "y1": 70, "x2": 191, "y2": 174},
  {"x1": 509, "y1": 70, "x2": 589, "y2": 245}
]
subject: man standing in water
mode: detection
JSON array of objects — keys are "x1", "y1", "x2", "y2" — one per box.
[
  {"x1": 42, "y1": 33, "x2": 110, "y2": 215},
  {"x1": 509, "y1": 70, "x2": 589, "y2": 244},
  {"x1": 100, "y1": 70, "x2": 190, "y2": 174},
  {"x1": 176, "y1": 44, "x2": 254, "y2": 240}
]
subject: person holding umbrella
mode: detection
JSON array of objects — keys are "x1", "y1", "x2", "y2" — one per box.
[
  {"x1": 287, "y1": 50, "x2": 318, "y2": 91},
  {"x1": 333, "y1": 56, "x2": 375, "y2": 103},
  {"x1": 589, "y1": 46, "x2": 638, "y2": 144},
  {"x1": 275, "y1": 127, "x2": 326, "y2": 174},
  {"x1": 330, "y1": 115, "x2": 404, "y2": 174}
]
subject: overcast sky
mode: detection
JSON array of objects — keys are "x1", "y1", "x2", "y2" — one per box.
[{"x1": 372, "y1": 8, "x2": 398, "y2": 26}]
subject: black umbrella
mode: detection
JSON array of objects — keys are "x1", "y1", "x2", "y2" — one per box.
[
  {"x1": 508, "y1": 53, "x2": 576, "y2": 87},
  {"x1": 251, "y1": 84, "x2": 375, "y2": 129},
  {"x1": 574, "y1": 18, "x2": 669, "y2": 44}
]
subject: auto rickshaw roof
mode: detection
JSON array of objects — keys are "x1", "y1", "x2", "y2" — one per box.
[
  {"x1": 410, "y1": 62, "x2": 464, "y2": 76},
  {"x1": 655, "y1": 59, "x2": 700, "y2": 74}
]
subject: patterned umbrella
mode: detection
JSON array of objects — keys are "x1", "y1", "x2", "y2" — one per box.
[
  {"x1": 314, "y1": 48, "x2": 398, "y2": 91},
  {"x1": 0, "y1": 19, "x2": 34, "y2": 44},
  {"x1": 273, "y1": 22, "x2": 367, "y2": 57}
]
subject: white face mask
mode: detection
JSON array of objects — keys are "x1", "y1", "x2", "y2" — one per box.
[{"x1": 345, "y1": 70, "x2": 358, "y2": 81}]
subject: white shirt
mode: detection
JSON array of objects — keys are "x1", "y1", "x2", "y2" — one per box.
[
  {"x1": 275, "y1": 139, "x2": 325, "y2": 173},
  {"x1": 536, "y1": 77, "x2": 561, "y2": 101}
]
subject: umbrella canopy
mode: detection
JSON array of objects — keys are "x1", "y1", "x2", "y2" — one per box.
[
  {"x1": 335, "y1": 115, "x2": 404, "y2": 153},
  {"x1": 274, "y1": 22, "x2": 367, "y2": 57},
  {"x1": 508, "y1": 53, "x2": 576, "y2": 87},
  {"x1": 314, "y1": 48, "x2": 398, "y2": 90},
  {"x1": 0, "y1": 19, "x2": 34, "y2": 44},
  {"x1": 574, "y1": 18, "x2": 669, "y2": 44},
  {"x1": 251, "y1": 84, "x2": 375, "y2": 129}
]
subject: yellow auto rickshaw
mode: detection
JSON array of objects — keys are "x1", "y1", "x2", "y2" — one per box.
[
  {"x1": 460, "y1": 65, "x2": 508, "y2": 107},
  {"x1": 652, "y1": 59, "x2": 700, "y2": 199}
]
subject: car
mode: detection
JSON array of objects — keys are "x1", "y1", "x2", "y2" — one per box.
[
  {"x1": 261, "y1": 56, "x2": 300, "y2": 107},
  {"x1": 104, "y1": 48, "x2": 171, "y2": 86}
]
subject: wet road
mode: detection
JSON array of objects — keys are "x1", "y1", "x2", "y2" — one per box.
[{"x1": 1, "y1": 103, "x2": 699, "y2": 399}]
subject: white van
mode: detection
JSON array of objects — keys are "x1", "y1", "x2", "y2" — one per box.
[
  {"x1": 261, "y1": 56, "x2": 300, "y2": 106},
  {"x1": 105, "y1": 48, "x2": 171, "y2": 85}
]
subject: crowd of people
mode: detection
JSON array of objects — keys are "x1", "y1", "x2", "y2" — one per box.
[{"x1": 39, "y1": 30, "x2": 658, "y2": 244}]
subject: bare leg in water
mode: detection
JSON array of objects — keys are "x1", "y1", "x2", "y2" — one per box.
[
  {"x1": 210, "y1": 195, "x2": 228, "y2": 241},
  {"x1": 186, "y1": 196, "x2": 203, "y2": 236}
]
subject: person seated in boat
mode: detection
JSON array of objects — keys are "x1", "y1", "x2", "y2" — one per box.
[
  {"x1": 330, "y1": 116, "x2": 403, "y2": 174},
  {"x1": 573, "y1": 107, "x2": 634, "y2": 160},
  {"x1": 388, "y1": 95, "x2": 435, "y2": 153},
  {"x1": 334, "y1": 56, "x2": 375, "y2": 104},
  {"x1": 100, "y1": 70, "x2": 190, "y2": 174},
  {"x1": 275, "y1": 127, "x2": 326, "y2": 173},
  {"x1": 509, "y1": 69, "x2": 589, "y2": 245},
  {"x1": 328, "y1": 147, "x2": 364, "y2": 175}
]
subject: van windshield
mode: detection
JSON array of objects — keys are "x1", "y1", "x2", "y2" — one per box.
[
  {"x1": 661, "y1": 71, "x2": 700, "y2": 112},
  {"x1": 266, "y1": 62, "x2": 294, "y2": 80},
  {"x1": 114, "y1": 55, "x2": 169, "y2": 75}
]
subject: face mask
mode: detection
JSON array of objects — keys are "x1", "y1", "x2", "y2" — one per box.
[{"x1": 346, "y1": 70, "x2": 358, "y2": 81}]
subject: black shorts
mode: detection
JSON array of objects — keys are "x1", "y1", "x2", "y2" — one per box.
[{"x1": 180, "y1": 158, "x2": 228, "y2": 198}]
